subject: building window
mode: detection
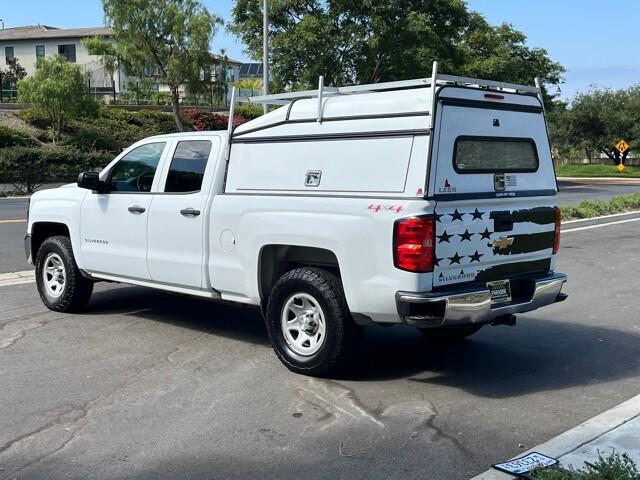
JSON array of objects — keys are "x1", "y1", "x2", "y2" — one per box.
[
  {"x1": 57, "y1": 44, "x2": 76, "y2": 63},
  {"x1": 36, "y1": 45, "x2": 45, "y2": 58},
  {"x1": 5, "y1": 47, "x2": 14, "y2": 64}
]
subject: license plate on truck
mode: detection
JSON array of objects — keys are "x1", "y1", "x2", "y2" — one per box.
[{"x1": 487, "y1": 280, "x2": 512, "y2": 304}]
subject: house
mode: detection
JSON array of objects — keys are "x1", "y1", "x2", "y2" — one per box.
[
  {"x1": 239, "y1": 63, "x2": 264, "y2": 80},
  {"x1": 0, "y1": 24, "x2": 242, "y2": 102}
]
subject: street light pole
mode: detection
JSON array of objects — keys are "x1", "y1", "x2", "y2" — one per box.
[{"x1": 262, "y1": 0, "x2": 269, "y2": 115}]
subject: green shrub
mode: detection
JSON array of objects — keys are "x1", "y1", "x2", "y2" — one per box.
[
  {"x1": 0, "y1": 145, "x2": 112, "y2": 193},
  {"x1": 65, "y1": 126, "x2": 121, "y2": 154},
  {"x1": 235, "y1": 103, "x2": 267, "y2": 120},
  {"x1": 0, "y1": 126, "x2": 33, "y2": 147},
  {"x1": 16, "y1": 107, "x2": 51, "y2": 129}
]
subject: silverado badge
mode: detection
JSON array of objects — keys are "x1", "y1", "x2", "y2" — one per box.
[{"x1": 491, "y1": 236, "x2": 514, "y2": 250}]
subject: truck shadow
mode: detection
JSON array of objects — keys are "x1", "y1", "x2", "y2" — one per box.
[
  {"x1": 86, "y1": 285, "x2": 640, "y2": 398},
  {"x1": 348, "y1": 319, "x2": 640, "y2": 398}
]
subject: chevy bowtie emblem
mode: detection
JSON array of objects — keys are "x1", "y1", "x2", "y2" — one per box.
[{"x1": 491, "y1": 236, "x2": 514, "y2": 250}]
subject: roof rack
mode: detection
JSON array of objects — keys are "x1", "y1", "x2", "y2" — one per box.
[{"x1": 225, "y1": 62, "x2": 544, "y2": 144}]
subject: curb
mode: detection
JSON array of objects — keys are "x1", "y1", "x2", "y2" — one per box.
[
  {"x1": 561, "y1": 210, "x2": 640, "y2": 231},
  {"x1": 471, "y1": 394, "x2": 640, "y2": 479},
  {"x1": 558, "y1": 176, "x2": 640, "y2": 185}
]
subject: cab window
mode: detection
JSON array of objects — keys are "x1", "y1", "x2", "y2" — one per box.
[
  {"x1": 164, "y1": 140, "x2": 213, "y2": 193},
  {"x1": 107, "y1": 143, "x2": 166, "y2": 192}
]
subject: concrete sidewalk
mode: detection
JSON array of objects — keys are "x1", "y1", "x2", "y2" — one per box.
[{"x1": 472, "y1": 394, "x2": 640, "y2": 478}]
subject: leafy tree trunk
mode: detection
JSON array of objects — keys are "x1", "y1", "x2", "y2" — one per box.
[{"x1": 170, "y1": 86, "x2": 184, "y2": 132}]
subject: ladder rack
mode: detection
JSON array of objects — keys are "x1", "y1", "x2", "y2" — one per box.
[
  {"x1": 226, "y1": 61, "x2": 544, "y2": 137},
  {"x1": 248, "y1": 61, "x2": 540, "y2": 106}
]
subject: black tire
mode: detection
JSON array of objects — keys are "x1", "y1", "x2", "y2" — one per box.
[
  {"x1": 35, "y1": 235, "x2": 93, "y2": 313},
  {"x1": 418, "y1": 324, "x2": 482, "y2": 342},
  {"x1": 265, "y1": 267, "x2": 362, "y2": 377}
]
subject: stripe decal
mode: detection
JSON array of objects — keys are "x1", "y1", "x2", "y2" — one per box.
[
  {"x1": 491, "y1": 231, "x2": 555, "y2": 256},
  {"x1": 475, "y1": 259, "x2": 551, "y2": 282},
  {"x1": 511, "y1": 207, "x2": 556, "y2": 225}
]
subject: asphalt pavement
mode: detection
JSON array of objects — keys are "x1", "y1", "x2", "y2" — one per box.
[
  {"x1": 556, "y1": 179, "x2": 640, "y2": 205},
  {"x1": 1, "y1": 215, "x2": 640, "y2": 479}
]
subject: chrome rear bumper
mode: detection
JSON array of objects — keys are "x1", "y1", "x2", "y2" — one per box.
[{"x1": 396, "y1": 272, "x2": 567, "y2": 328}]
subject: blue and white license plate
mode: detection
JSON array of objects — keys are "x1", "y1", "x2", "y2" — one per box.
[{"x1": 487, "y1": 279, "x2": 512, "y2": 304}]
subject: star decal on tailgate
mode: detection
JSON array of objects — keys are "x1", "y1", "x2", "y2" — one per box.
[
  {"x1": 448, "y1": 252, "x2": 464, "y2": 265},
  {"x1": 458, "y1": 229, "x2": 473, "y2": 242},
  {"x1": 437, "y1": 231, "x2": 453, "y2": 243}
]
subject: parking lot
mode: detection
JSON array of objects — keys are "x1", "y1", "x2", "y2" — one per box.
[{"x1": 1, "y1": 211, "x2": 639, "y2": 479}]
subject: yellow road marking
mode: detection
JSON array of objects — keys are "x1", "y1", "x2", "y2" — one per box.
[{"x1": 0, "y1": 219, "x2": 26, "y2": 224}]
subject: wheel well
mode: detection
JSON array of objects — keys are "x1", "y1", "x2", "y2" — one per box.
[
  {"x1": 31, "y1": 222, "x2": 70, "y2": 258},
  {"x1": 258, "y1": 245, "x2": 340, "y2": 301}
]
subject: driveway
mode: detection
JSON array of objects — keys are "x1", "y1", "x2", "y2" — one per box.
[{"x1": 1, "y1": 221, "x2": 639, "y2": 479}]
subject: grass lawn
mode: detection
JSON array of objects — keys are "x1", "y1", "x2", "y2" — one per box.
[
  {"x1": 561, "y1": 192, "x2": 640, "y2": 220},
  {"x1": 556, "y1": 164, "x2": 640, "y2": 178}
]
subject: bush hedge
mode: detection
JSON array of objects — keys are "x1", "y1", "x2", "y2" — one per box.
[
  {"x1": 0, "y1": 126, "x2": 33, "y2": 147},
  {"x1": 0, "y1": 145, "x2": 112, "y2": 193},
  {"x1": 183, "y1": 110, "x2": 248, "y2": 131}
]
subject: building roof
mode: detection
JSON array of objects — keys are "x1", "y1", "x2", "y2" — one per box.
[
  {"x1": 0, "y1": 25, "x2": 112, "y2": 41},
  {"x1": 211, "y1": 53, "x2": 243, "y2": 66},
  {"x1": 240, "y1": 63, "x2": 264, "y2": 77}
]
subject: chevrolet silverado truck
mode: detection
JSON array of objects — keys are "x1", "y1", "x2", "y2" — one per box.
[{"x1": 25, "y1": 65, "x2": 567, "y2": 376}]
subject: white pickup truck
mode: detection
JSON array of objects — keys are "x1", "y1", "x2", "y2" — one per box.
[{"x1": 25, "y1": 66, "x2": 567, "y2": 376}]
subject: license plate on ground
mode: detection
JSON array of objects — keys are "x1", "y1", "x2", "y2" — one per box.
[{"x1": 487, "y1": 280, "x2": 512, "y2": 304}]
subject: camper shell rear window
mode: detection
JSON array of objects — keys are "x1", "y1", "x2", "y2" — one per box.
[{"x1": 453, "y1": 136, "x2": 539, "y2": 174}]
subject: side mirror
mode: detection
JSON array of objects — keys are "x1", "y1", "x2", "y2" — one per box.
[{"x1": 77, "y1": 171, "x2": 103, "y2": 192}]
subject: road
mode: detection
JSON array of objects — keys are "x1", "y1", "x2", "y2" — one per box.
[
  {"x1": 556, "y1": 179, "x2": 640, "y2": 205},
  {"x1": 1, "y1": 211, "x2": 640, "y2": 479}
]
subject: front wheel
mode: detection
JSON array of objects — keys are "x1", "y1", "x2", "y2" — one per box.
[
  {"x1": 35, "y1": 236, "x2": 93, "y2": 312},
  {"x1": 265, "y1": 267, "x2": 361, "y2": 377}
]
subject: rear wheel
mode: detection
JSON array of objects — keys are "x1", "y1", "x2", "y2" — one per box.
[
  {"x1": 418, "y1": 325, "x2": 482, "y2": 342},
  {"x1": 35, "y1": 236, "x2": 93, "y2": 312},
  {"x1": 265, "y1": 267, "x2": 361, "y2": 377}
]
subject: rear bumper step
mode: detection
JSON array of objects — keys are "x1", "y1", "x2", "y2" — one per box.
[{"x1": 396, "y1": 272, "x2": 567, "y2": 328}]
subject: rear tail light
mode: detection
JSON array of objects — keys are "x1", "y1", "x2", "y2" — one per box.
[
  {"x1": 394, "y1": 216, "x2": 435, "y2": 272},
  {"x1": 553, "y1": 207, "x2": 561, "y2": 254}
]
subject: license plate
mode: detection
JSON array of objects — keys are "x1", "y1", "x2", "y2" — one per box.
[
  {"x1": 487, "y1": 280, "x2": 512, "y2": 304},
  {"x1": 493, "y1": 452, "x2": 558, "y2": 475}
]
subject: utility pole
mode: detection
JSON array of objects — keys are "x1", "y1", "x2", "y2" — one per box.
[{"x1": 262, "y1": 0, "x2": 269, "y2": 115}]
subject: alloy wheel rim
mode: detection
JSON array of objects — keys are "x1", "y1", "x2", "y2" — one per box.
[
  {"x1": 43, "y1": 253, "x2": 66, "y2": 298},
  {"x1": 281, "y1": 293, "x2": 327, "y2": 356}
]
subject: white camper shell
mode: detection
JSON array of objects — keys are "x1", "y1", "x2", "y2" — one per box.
[{"x1": 26, "y1": 63, "x2": 567, "y2": 376}]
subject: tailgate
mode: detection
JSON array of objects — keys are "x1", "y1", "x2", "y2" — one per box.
[{"x1": 431, "y1": 88, "x2": 558, "y2": 288}]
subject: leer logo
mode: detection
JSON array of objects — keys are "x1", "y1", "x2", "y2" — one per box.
[{"x1": 438, "y1": 179, "x2": 456, "y2": 194}]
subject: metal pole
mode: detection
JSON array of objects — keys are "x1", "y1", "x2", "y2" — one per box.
[{"x1": 262, "y1": 0, "x2": 269, "y2": 115}]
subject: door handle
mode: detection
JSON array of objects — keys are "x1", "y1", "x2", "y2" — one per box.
[
  {"x1": 128, "y1": 205, "x2": 146, "y2": 214},
  {"x1": 180, "y1": 208, "x2": 201, "y2": 218}
]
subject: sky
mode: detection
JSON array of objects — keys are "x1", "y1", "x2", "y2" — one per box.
[{"x1": 1, "y1": 0, "x2": 638, "y2": 100}]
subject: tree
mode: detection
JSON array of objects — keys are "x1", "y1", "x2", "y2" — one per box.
[
  {"x1": 0, "y1": 58, "x2": 27, "y2": 96},
  {"x1": 18, "y1": 55, "x2": 98, "y2": 143},
  {"x1": 552, "y1": 86, "x2": 640, "y2": 165},
  {"x1": 100, "y1": 0, "x2": 222, "y2": 131},
  {"x1": 229, "y1": 0, "x2": 564, "y2": 94}
]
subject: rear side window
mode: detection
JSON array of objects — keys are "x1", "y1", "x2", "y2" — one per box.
[
  {"x1": 164, "y1": 140, "x2": 213, "y2": 193},
  {"x1": 454, "y1": 137, "x2": 539, "y2": 173}
]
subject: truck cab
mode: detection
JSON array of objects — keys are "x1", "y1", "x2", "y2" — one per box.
[{"x1": 26, "y1": 64, "x2": 567, "y2": 376}]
